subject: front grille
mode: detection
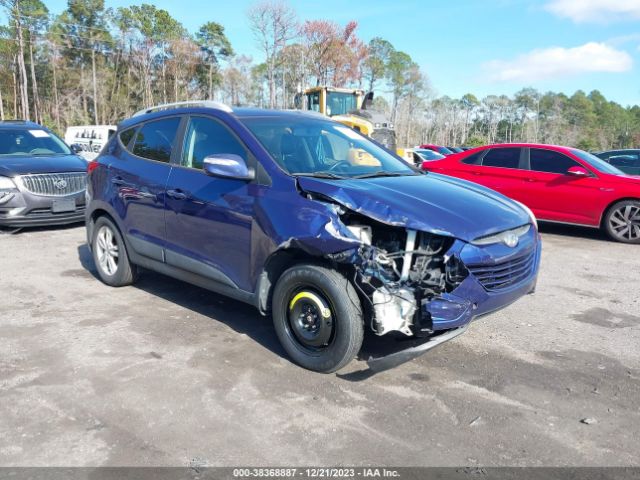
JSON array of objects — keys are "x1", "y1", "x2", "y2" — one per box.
[
  {"x1": 26, "y1": 205, "x2": 85, "y2": 217},
  {"x1": 19, "y1": 172, "x2": 86, "y2": 197},
  {"x1": 468, "y1": 250, "x2": 535, "y2": 291}
]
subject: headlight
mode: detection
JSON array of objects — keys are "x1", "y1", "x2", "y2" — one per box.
[
  {"x1": 0, "y1": 176, "x2": 17, "y2": 190},
  {"x1": 514, "y1": 200, "x2": 537, "y2": 229}
]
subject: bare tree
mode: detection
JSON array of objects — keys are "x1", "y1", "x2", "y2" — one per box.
[
  {"x1": 1, "y1": 0, "x2": 30, "y2": 119},
  {"x1": 247, "y1": 0, "x2": 297, "y2": 108}
]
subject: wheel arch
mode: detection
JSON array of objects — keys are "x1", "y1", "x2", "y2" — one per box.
[
  {"x1": 87, "y1": 208, "x2": 118, "y2": 251},
  {"x1": 255, "y1": 247, "x2": 358, "y2": 315}
]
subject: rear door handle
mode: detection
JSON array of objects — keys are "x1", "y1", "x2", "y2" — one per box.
[{"x1": 167, "y1": 189, "x2": 187, "y2": 200}]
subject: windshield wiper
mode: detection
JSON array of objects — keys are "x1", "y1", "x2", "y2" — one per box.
[
  {"x1": 293, "y1": 172, "x2": 347, "y2": 179},
  {"x1": 351, "y1": 171, "x2": 418, "y2": 179}
]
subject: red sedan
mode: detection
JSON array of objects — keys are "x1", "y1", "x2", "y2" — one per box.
[{"x1": 421, "y1": 143, "x2": 640, "y2": 243}]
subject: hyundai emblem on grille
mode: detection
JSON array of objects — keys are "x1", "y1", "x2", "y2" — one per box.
[{"x1": 503, "y1": 232, "x2": 519, "y2": 248}]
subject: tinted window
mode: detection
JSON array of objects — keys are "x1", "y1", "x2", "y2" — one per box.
[
  {"x1": 132, "y1": 117, "x2": 181, "y2": 162},
  {"x1": 182, "y1": 117, "x2": 247, "y2": 170},
  {"x1": 462, "y1": 151, "x2": 483, "y2": 165},
  {"x1": 609, "y1": 154, "x2": 639, "y2": 165},
  {"x1": 0, "y1": 128, "x2": 71, "y2": 156},
  {"x1": 529, "y1": 148, "x2": 579, "y2": 174},
  {"x1": 119, "y1": 128, "x2": 136, "y2": 148},
  {"x1": 608, "y1": 155, "x2": 640, "y2": 175},
  {"x1": 481, "y1": 148, "x2": 521, "y2": 169}
]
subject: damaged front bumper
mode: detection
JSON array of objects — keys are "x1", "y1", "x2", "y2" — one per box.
[
  {"x1": 365, "y1": 324, "x2": 469, "y2": 374},
  {"x1": 426, "y1": 228, "x2": 541, "y2": 331},
  {"x1": 348, "y1": 227, "x2": 541, "y2": 375}
]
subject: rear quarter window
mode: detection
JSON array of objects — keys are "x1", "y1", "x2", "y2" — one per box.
[
  {"x1": 119, "y1": 128, "x2": 136, "y2": 149},
  {"x1": 481, "y1": 148, "x2": 521, "y2": 169},
  {"x1": 461, "y1": 151, "x2": 484, "y2": 165}
]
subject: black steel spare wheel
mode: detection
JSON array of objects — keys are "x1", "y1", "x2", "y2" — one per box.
[
  {"x1": 288, "y1": 289, "x2": 334, "y2": 350},
  {"x1": 272, "y1": 264, "x2": 364, "y2": 373}
]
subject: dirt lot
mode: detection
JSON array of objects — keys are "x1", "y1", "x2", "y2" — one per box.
[{"x1": 0, "y1": 222, "x2": 639, "y2": 467}]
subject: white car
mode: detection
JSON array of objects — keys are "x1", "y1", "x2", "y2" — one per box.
[{"x1": 64, "y1": 125, "x2": 116, "y2": 161}]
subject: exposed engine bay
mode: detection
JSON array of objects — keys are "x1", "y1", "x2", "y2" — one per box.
[{"x1": 338, "y1": 210, "x2": 469, "y2": 338}]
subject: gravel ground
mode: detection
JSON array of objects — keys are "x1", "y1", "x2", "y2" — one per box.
[{"x1": 0, "y1": 222, "x2": 638, "y2": 467}]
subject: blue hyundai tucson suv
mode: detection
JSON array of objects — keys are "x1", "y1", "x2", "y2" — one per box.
[{"x1": 86, "y1": 101, "x2": 541, "y2": 373}]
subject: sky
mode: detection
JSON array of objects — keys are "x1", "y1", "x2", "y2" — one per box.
[{"x1": 38, "y1": 0, "x2": 640, "y2": 107}]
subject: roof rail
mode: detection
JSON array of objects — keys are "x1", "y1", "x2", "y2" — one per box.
[{"x1": 132, "y1": 100, "x2": 233, "y2": 118}]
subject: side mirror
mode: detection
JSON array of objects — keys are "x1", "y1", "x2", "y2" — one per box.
[
  {"x1": 70, "y1": 144, "x2": 83, "y2": 154},
  {"x1": 566, "y1": 166, "x2": 590, "y2": 177},
  {"x1": 203, "y1": 154, "x2": 255, "y2": 181}
]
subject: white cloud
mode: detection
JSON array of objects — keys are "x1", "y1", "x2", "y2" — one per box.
[
  {"x1": 485, "y1": 42, "x2": 633, "y2": 82},
  {"x1": 545, "y1": 0, "x2": 640, "y2": 23}
]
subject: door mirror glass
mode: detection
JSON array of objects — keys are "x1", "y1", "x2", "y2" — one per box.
[
  {"x1": 203, "y1": 154, "x2": 255, "y2": 181},
  {"x1": 566, "y1": 166, "x2": 590, "y2": 177}
]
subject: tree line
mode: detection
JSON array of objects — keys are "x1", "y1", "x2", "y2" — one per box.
[{"x1": 1, "y1": 0, "x2": 638, "y2": 151}]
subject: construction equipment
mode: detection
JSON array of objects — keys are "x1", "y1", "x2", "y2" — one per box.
[{"x1": 295, "y1": 86, "x2": 397, "y2": 153}]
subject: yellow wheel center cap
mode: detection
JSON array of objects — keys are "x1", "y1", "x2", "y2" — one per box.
[{"x1": 289, "y1": 291, "x2": 332, "y2": 319}]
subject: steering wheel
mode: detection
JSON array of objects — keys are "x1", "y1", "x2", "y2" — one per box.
[
  {"x1": 29, "y1": 148, "x2": 55, "y2": 154},
  {"x1": 328, "y1": 160, "x2": 352, "y2": 172}
]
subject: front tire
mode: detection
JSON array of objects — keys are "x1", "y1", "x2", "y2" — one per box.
[
  {"x1": 272, "y1": 264, "x2": 364, "y2": 373},
  {"x1": 91, "y1": 216, "x2": 138, "y2": 286},
  {"x1": 603, "y1": 200, "x2": 640, "y2": 244}
]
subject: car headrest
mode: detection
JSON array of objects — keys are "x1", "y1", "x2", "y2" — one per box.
[{"x1": 280, "y1": 133, "x2": 297, "y2": 157}]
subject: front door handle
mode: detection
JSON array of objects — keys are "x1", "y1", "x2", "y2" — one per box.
[{"x1": 167, "y1": 189, "x2": 187, "y2": 200}]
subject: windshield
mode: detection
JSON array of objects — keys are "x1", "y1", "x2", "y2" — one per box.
[
  {"x1": 0, "y1": 128, "x2": 71, "y2": 156},
  {"x1": 320, "y1": 92, "x2": 359, "y2": 116},
  {"x1": 241, "y1": 116, "x2": 417, "y2": 179},
  {"x1": 438, "y1": 146, "x2": 454, "y2": 155},
  {"x1": 570, "y1": 148, "x2": 624, "y2": 175}
]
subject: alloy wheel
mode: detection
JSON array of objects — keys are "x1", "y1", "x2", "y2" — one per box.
[
  {"x1": 95, "y1": 225, "x2": 119, "y2": 275},
  {"x1": 608, "y1": 204, "x2": 640, "y2": 241}
]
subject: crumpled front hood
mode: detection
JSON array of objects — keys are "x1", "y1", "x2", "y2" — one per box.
[
  {"x1": 0, "y1": 155, "x2": 87, "y2": 177},
  {"x1": 297, "y1": 173, "x2": 531, "y2": 242}
]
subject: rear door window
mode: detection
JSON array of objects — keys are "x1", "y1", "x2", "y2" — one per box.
[
  {"x1": 462, "y1": 151, "x2": 484, "y2": 165},
  {"x1": 529, "y1": 148, "x2": 580, "y2": 174},
  {"x1": 481, "y1": 148, "x2": 521, "y2": 169},
  {"x1": 132, "y1": 117, "x2": 181, "y2": 162}
]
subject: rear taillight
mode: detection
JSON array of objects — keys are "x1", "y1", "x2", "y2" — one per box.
[{"x1": 87, "y1": 161, "x2": 99, "y2": 174}]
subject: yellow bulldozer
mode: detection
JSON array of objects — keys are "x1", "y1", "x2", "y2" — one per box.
[{"x1": 294, "y1": 86, "x2": 398, "y2": 154}]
